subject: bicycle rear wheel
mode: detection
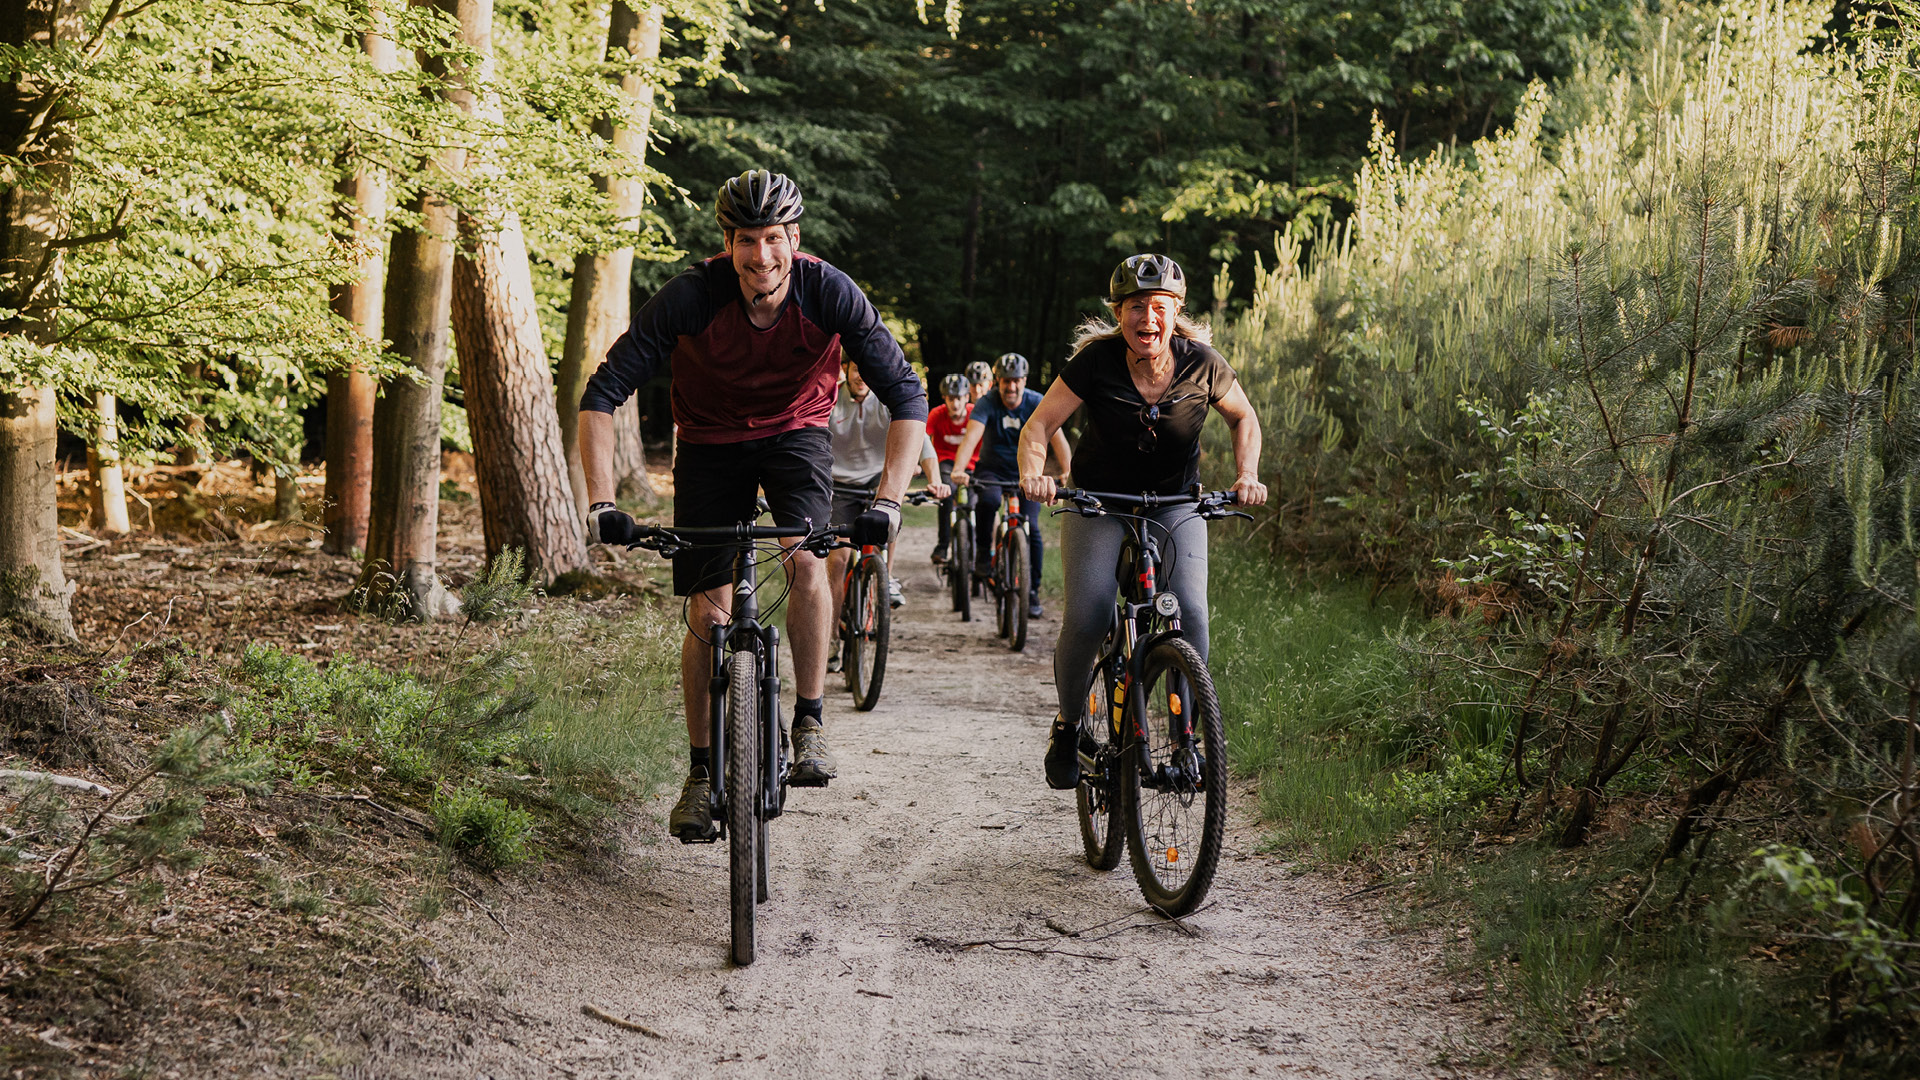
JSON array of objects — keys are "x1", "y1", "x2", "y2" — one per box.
[
  {"x1": 850, "y1": 555, "x2": 890, "y2": 711},
  {"x1": 1075, "y1": 660, "x2": 1124, "y2": 870},
  {"x1": 1121, "y1": 636, "x2": 1226, "y2": 916},
  {"x1": 727, "y1": 649, "x2": 760, "y2": 965},
  {"x1": 994, "y1": 538, "x2": 1012, "y2": 639},
  {"x1": 1006, "y1": 528, "x2": 1028, "y2": 653}
]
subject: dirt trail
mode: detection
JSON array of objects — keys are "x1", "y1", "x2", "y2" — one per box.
[{"x1": 374, "y1": 525, "x2": 1494, "y2": 1079}]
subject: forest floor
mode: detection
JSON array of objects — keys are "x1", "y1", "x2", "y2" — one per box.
[{"x1": 0, "y1": 462, "x2": 1511, "y2": 1078}]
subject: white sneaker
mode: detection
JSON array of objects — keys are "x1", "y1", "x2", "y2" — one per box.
[{"x1": 888, "y1": 577, "x2": 905, "y2": 609}]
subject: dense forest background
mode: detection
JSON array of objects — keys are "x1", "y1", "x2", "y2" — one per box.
[{"x1": 5, "y1": 0, "x2": 1920, "y2": 1074}]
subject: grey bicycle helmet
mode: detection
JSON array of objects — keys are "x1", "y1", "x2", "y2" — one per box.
[
  {"x1": 965, "y1": 360, "x2": 992, "y2": 385},
  {"x1": 715, "y1": 169, "x2": 804, "y2": 231},
  {"x1": 1108, "y1": 254, "x2": 1187, "y2": 304},
  {"x1": 992, "y1": 352, "x2": 1029, "y2": 379},
  {"x1": 940, "y1": 373, "x2": 970, "y2": 399}
]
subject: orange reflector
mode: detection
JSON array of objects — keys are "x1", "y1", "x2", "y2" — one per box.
[
  {"x1": 1170, "y1": 693, "x2": 1183, "y2": 715},
  {"x1": 1166, "y1": 847, "x2": 1179, "y2": 863},
  {"x1": 1088, "y1": 690, "x2": 1099, "y2": 713}
]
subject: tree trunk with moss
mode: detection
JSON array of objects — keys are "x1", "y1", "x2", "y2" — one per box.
[
  {"x1": 0, "y1": 0, "x2": 83, "y2": 640},
  {"x1": 352, "y1": 0, "x2": 463, "y2": 621}
]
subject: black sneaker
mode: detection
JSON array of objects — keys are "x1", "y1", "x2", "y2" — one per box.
[
  {"x1": 931, "y1": 544, "x2": 949, "y2": 565},
  {"x1": 790, "y1": 720, "x2": 837, "y2": 786},
  {"x1": 826, "y1": 643, "x2": 842, "y2": 673},
  {"x1": 1044, "y1": 715, "x2": 1080, "y2": 790},
  {"x1": 668, "y1": 769, "x2": 718, "y2": 842}
]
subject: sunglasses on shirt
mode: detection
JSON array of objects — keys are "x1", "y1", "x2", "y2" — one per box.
[{"x1": 1136, "y1": 394, "x2": 1196, "y2": 455}]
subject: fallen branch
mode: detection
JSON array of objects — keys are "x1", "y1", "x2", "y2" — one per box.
[
  {"x1": 581, "y1": 1004, "x2": 666, "y2": 1039},
  {"x1": 447, "y1": 882, "x2": 510, "y2": 937},
  {"x1": 316, "y1": 793, "x2": 435, "y2": 836},
  {"x1": 0, "y1": 770, "x2": 112, "y2": 796}
]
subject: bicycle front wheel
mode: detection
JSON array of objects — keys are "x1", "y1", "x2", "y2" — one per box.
[
  {"x1": 1006, "y1": 528, "x2": 1028, "y2": 653},
  {"x1": 1121, "y1": 636, "x2": 1226, "y2": 916},
  {"x1": 1076, "y1": 662, "x2": 1124, "y2": 870},
  {"x1": 953, "y1": 518, "x2": 972, "y2": 620},
  {"x1": 727, "y1": 649, "x2": 760, "y2": 965},
  {"x1": 850, "y1": 555, "x2": 890, "y2": 711}
]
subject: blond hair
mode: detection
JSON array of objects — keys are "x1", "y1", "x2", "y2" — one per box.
[{"x1": 1067, "y1": 304, "x2": 1212, "y2": 356}]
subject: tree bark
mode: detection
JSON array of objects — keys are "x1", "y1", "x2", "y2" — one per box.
[
  {"x1": 87, "y1": 392, "x2": 130, "y2": 537},
  {"x1": 557, "y1": 0, "x2": 663, "y2": 513},
  {"x1": 448, "y1": 0, "x2": 587, "y2": 584},
  {"x1": 353, "y1": 0, "x2": 464, "y2": 621},
  {"x1": 0, "y1": 0, "x2": 83, "y2": 640},
  {"x1": 323, "y1": 18, "x2": 398, "y2": 556}
]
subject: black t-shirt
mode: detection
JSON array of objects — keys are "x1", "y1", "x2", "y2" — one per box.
[{"x1": 1059, "y1": 336, "x2": 1236, "y2": 495}]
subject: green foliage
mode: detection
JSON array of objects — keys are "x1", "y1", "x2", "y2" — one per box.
[
  {"x1": 431, "y1": 785, "x2": 534, "y2": 868},
  {"x1": 1218, "y1": 0, "x2": 1920, "y2": 1063},
  {"x1": 2, "y1": 721, "x2": 268, "y2": 930},
  {"x1": 1748, "y1": 845, "x2": 1919, "y2": 1020},
  {"x1": 643, "y1": 0, "x2": 1631, "y2": 376}
]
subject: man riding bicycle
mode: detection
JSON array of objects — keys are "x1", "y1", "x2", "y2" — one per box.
[
  {"x1": 1013, "y1": 254, "x2": 1267, "y2": 789},
  {"x1": 951, "y1": 353, "x2": 1070, "y2": 620},
  {"x1": 926, "y1": 373, "x2": 978, "y2": 566},
  {"x1": 964, "y1": 360, "x2": 992, "y2": 406},
  {"x1": 828, "y1": 357, "x2": 948, "y2": 643},
  {"x1": 577, "y1": 170, "x2": 928, "y2": 841}
]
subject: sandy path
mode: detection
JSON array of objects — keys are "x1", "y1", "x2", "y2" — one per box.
[{"x1": 374, "y1": 525, "x2": 1493, "y2": 1079}]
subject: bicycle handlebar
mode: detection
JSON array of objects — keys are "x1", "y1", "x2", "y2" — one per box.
[
  {"x1": 1051, "y1": 487, "x2": 1249, "y2": 520},
  {"x1": 624, "y1": 522, "x2": 854, "y2": 559}
]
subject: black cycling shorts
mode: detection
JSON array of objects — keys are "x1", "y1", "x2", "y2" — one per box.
[
  {"x1": 831, "y1": 475, "x2": 880, "y2": 529},
  {"x1": 671, "y1": 427, "x2": 833, "y2": 596}
]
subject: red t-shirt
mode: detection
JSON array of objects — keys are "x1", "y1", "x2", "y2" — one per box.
[{"x1": 927, "y1": 403, "x2": 979, "y2": 468}]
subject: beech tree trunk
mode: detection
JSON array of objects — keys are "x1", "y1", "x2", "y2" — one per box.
[
  {"x1": 557, "y1": 0, "x2": 663, "y2": 514},
  {"x1": 87, "y1": 393, "x2": 130, "y2": 537},
  {"x1": 353, "y1": 0, "x2": 463, "y2": 621},
  {"x1": 323, "y1": 19, "x2": 397, "y2": 556},
  {"x1": 448, "y1": 0, "x2": 587, "y2": 584},
  {"x1": 0, "y1": 0, "x2": 82, "y2": 640}
]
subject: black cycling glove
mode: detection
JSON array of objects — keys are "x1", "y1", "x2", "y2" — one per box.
[
  {"x1": 586, "y1": 502, "x2": 641, "y2": 545},
  {"x1": 851, "y1": 499, "x2": 900, "y2": 547}
]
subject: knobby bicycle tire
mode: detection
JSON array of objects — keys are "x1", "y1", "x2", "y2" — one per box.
[
  {"x1": 1007, "y1": 527, "x2": 1028, "y2": 653},
  {"x1": 995, "y1": 533, "x2": 1012, "y2": 639},
  {"x1": 1121, "y1": 636, "x2": 1226, "y2": 916},
  {"x1": 727, "y1": 649, "x2": 760, "y2": 965},
  {"x1": 852, "y1": 555, "x2": 890, "y2": 711},
  {"x1": 953, "y1": 519, "x2": 972, "y2": 620},
  {"x1": 840, "y1": 569, "x2": 863, "y2": 695},
  {"x1": 1076, "y1": 661, "x2": 1124, "y2": 870}
]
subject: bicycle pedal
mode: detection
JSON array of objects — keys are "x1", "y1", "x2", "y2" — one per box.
[
  {"x1": 786, "y1": 775, "x2": 832, "y2": 788},
  {"x1": 676, "y1": 835, "x2": 719, "y2": 845}
]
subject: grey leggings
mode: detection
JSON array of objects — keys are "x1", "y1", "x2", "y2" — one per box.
[{"x1": 1053, "y1": 507, "x2": 1209, "y2": 723}]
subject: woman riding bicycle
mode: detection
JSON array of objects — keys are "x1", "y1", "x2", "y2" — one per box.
[{"x1": 1015, "y1": 254, "x2": 1268, "y2": 789}]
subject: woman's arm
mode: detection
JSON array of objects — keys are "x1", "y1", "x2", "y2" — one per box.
[
  {"x1": 1018, "y1": 379, "x2": 1084, "y2": 504},
  {"x1": 1213, "y1": 382, "x2": 1267, "y2": 506}
]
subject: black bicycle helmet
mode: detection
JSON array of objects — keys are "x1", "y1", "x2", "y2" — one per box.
[
  {"x1": 965, "y1": 360, "x2": 992, "y2": 385},
  {"x1": 940, "y1": 373, "x2": 970, "y2": 399},
  {"x1": 992, "y1": 352, "x2": 1029, "y2": 379},
  {"x1": 715, "y1": 169, "x2": 805, "y2": 231},
  {"x1": 1108, "y1": 254, "x2": 1187, "y2": 304}
]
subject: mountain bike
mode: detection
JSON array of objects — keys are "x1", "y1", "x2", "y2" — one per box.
[
  {"x1": 1052, "y1": 487, "x2": 1248, "y2": 916},
  {"x1": 834, "y1": 489, "x2": 938, "y2": 711},
  {"x1": 985, "y1": 484, "x2": 1030, "y2": 652},
  {"x1": 625, "y1": 521, "x2": 852, "y2": 966}
]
